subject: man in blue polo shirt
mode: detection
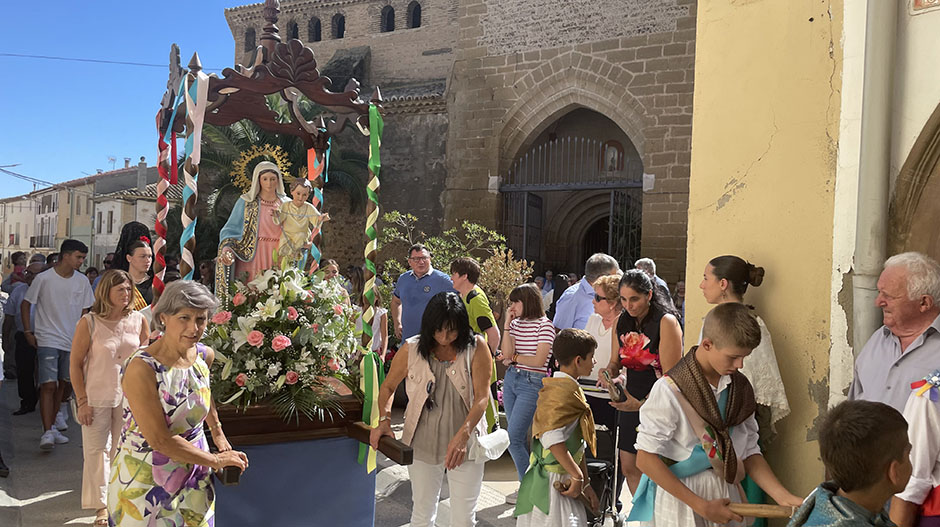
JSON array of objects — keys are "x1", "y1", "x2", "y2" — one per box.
[{"x1": 391, "y1": 243, "x2": 455, "y2": 341}]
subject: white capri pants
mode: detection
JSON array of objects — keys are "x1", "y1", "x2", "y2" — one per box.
[
  {"x1": 407, "y1": 458, "x2": 486, "y2": 527},
  {"x1": 81, "y1": 406, "x2": 124, "y2": 510}
]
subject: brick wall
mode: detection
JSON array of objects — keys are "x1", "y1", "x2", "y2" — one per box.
[
  {"x1": 444, "y1": 0, "x2": 696, "y2": 285},
  {"x1": 225, "y1": 0, "x2": 458, "y2": 86}
]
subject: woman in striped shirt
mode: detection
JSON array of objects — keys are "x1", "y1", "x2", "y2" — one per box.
[{"x1": 498, "y1": 283, "x2": 556, "y2": 489}]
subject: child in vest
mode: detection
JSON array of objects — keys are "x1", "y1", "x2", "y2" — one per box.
[
  {"x1": 515, "y1": 328, "x2": 600, "y2": 527},
  {"x1": 890, "y1": 368, "x2": 940, "y2": 527},
  {"x1": 631, "y1": 302, "x2": 803, "y2": 527},
  {"x1": 789, "y1": 400, "x2": 908, "y2": 527}
]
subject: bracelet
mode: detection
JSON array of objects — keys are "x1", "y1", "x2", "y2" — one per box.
[
  {"x1": 378, "y1": 415, "x2": 391, "y2": 423},
  {"x1": 207, "y1": 422, "x2": 222, "y2": 431},
  {"x1": 213, "y1": 453, "x2": 220, "y2": 469},
  {"x1": 77, "y1": 401, "x2": 87, "y2": 408}
]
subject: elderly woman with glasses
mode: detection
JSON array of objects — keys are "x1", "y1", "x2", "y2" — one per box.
[
  {"x1": 371, "y1": 292, "x2": 492, "y2": 527},
  {"x1": 108, "y1": 281, "x2": 247, "y2": 527}
]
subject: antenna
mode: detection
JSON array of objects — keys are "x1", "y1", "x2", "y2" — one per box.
[{"x1": 107, "y1": 156, "x2": 117, "y2": 170}]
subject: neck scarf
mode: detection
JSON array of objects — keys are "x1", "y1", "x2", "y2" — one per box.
[
  {"x1": 531, "y1": 375, "x2": 597, "y2": 457},
  {"x1": 667, "y1": 346, "x2": 755, "y2": 483}
]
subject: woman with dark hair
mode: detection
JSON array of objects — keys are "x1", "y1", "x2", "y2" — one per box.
[
  {"x1": 700, "y1": 255, "x2": 788, "y2": 438},
  {"x1": 124, "y1": 239, "x2": 154, "y2": 309},
  {"x1": 602, "y1": 269, "x2": 683, "y2": 494},
  {"x1": 93, "y1": 222, "x2": 152, "y2": 291},
  {"x1": 498, "y1": 283, "x2": 556, "y2": 492},
  {"x1": 371, "y1": 292, "x2": 492, "y2": 527}
]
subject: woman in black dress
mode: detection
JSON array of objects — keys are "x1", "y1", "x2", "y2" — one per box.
[{"x1": 602, "y1": 269, "x2": 683, "y2": 494}]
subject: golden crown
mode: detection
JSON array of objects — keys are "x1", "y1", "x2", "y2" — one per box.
[{"x1": 230, "y1": 144, "x2": 295, "y2": 194}]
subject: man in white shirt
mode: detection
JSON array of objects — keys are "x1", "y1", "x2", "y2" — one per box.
[
  {"x1": 3, "y1": 262, "x2": 44, "y2": 415},
  {"x1": 22, "y1": 240, "x2": 95, "y2": 450}
]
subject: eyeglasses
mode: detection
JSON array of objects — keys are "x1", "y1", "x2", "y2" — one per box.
[
  {"x1": 409, "y1": 256, "x2": 430, "y2": 262},
  {"x1": 425, "y1": 380, "x2": 435, "y2": 410}
]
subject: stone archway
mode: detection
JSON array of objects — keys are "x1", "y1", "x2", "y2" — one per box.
[{"x1": 890, "y1": 100, "x2": 940, "y2": 261}]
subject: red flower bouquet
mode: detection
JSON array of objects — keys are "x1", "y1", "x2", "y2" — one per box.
[{"x1": 619, "y1": 331, "x2": 657, "y2": 371}]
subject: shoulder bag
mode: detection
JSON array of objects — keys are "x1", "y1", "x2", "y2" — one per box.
[{"x1": 466, "y1": 345, "x2": 510, "y2": 461}]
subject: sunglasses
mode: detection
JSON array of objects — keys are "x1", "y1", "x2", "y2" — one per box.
[
  {"x1": 103, "y1": 260, "x2": 113, "y2": 265},
  {"x1": 594, "y1": 293, "x2": 613, "y2": 303},
  {"x1": 425, "y1": 380, "x2": 435, "y2": 410}
]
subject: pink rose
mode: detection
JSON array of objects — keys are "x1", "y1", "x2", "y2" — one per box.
[
  {"x1": 285, "y1": 371, "x2": 299, "y2": 385},
  {"x1": 310, "y1": 323, "x2": 319, "y2": 333},
  {"x1": 235, "y1": 373, "x2": 247, "y2": 387},
  {"x1": 333, "y1": 304, "x2": 343, "y2": 316},
  {"x1": 328, "y1": 358, "x2": 342, "y2": 371},
  {"x1": 211, "y1": 311, "x2": 232, "y2": 325},
  {"x1": 287, "y1": 306, "x2": 299, "y2": 321},
  {"x1": 305, "y1": 290, "x2": 315, "y2": 303},
  {"x1": 272, "y1": 335, "x2": 292, "y2": 352},
  {"x1": 232, "y1": 292, "x2": 247, "y2": 307},
  {"x1": 247, "y1": 330, "x2": 265, "y2": 347}
]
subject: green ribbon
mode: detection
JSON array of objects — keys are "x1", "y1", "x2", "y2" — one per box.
[
  {"x1": 514, "y1": 428, "x2": 584, "y2": 516},
  {"x1": 358, "y1": 351, "x2": 386, "y2": 467}
]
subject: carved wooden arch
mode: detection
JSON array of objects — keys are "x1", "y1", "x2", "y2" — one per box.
[{"x1": 889, "y1": 99, "x2": 940, "y2": 260}]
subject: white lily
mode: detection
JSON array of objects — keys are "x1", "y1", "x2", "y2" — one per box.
[{"x1": 231, "y1": 315, "x2": 258, "y2": 352}]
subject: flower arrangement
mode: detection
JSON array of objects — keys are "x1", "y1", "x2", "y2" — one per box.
[
  {"x1": 204, "y1": 266, "x2": 362, "y2": 421},
  {"x1": 618, "y1": 331, "x2": 658, "y2": 371}
]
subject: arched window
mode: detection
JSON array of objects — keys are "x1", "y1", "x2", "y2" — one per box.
[
  {"x1": 332, "y1": 14, "x2": 346, "y2": 39},
  {"x1": 407, "y1": 1, "x2": 422, "y2": 29},
  {"x1": 381, "y1": 6, "x2": 395, "y2": 33},
  {"x1": 308, "y1": 17, "x2": 322, "y2": 42},
  {"x1": 244, "y1": 28, "x2": 256, "y2": 51},
  {"x1": 288, "y1": 21, "x2": 299, "y2": 40}
]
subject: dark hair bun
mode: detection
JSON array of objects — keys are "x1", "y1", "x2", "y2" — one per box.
[{"x1": 748, "y1": 264, "x2": 765, "y2": 287}]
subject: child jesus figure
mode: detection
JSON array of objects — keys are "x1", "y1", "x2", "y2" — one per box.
[{"x1": 274, "y1": 178, "x2": 330, "y2": 268}]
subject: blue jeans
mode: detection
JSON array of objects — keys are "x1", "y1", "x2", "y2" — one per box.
[{"x1": 502, "y1": 366, "x2": 546, "y2": 480}]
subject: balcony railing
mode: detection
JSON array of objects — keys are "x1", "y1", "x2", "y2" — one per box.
[{"x1": 30, "y1": 235, "x2": 55, "y2": 248}]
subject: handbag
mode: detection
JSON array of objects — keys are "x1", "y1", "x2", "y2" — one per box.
[{"x1": 465, "y1": 346, "x2": 510, "y2": 461}]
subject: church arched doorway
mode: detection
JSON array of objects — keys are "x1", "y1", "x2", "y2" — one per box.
[{"x1": 500, "y1": 108, "x2": 643, "y2": 274}]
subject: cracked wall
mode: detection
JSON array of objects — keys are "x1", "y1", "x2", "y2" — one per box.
[{"x1": 684, "y1": 0, "x2": 843, "y2": 495}]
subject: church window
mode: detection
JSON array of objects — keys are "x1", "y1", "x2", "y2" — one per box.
[
  {"x1": 332, "y1": 14, "x2": 346, "y2": 39},
  {"x1": 381, "y1": 6, "x2": 395, "y2": 32},
  {"x1": 244, "y1": 28, "x2": 256, "y2": 51},
  {"x1": 407, "y1": 2, "x2": 422, "y2": 29},
  {"x1": 288, "y1": 21, "x2": 299, "y2": 40},
  {"x1": 309, "y1": 17, "x2": 322, "y2": 42}
]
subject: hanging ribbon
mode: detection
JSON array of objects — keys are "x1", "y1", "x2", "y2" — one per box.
[
  {"x1": 304, "y1": 138, "x2": 330, "y2": 273},
  {"x1": 358, "y1": 104, "x2": 384, "y2": 473},
  {"x1": 358, "y1": 351, "x2": 386, "y2": 472},
  {"x1": 153, "y1": 111, "x2": 173, "y2": 306},
  {"x1": 179, "y1": 69, "x2": 209, "y2": 280}
]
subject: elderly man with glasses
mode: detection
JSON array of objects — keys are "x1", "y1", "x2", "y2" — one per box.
[{"x1": 390, "y1": 243, "x2": 456, "y2": 342}]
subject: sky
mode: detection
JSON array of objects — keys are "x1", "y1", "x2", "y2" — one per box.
[{"x1": 0, "y1": 1, "x2": 245, "y2": 198}]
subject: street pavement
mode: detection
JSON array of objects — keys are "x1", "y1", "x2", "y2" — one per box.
[{"x1": 0, "y1": 379, "x2": 523, "y2": 526}]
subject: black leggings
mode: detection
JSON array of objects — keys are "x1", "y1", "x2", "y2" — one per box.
[{"x1": 14, "y1": 332, "x2": 38, "y2": 411}]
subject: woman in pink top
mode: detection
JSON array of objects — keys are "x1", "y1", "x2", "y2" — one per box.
[
  {"x1": 69, "y1": 269, "x2": 149, "y2": 525},
  {"x1": 497, "y1": 283, "x2": 556, "y2": 491}
]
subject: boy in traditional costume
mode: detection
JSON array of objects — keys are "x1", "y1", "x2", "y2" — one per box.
[
  {"x1": 631, "y1": 303, "x2": 802, "y2": 527},
  {"x1": 890, "y1": 370, "x2": 940, "y2": 527},
  {"x1": 789, "y1": 400, "x2": 909, "y2": 527},
  {"x1": 515, "y1": 328, "x2": 600, "y2": 527}
]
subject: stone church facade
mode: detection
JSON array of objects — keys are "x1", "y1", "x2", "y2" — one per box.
[{"x1": 224, "y1": 0, "x2": 696, "y2": 284}]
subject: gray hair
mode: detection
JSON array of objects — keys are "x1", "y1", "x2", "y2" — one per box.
[
  {"x1": 151, "y1": 280, "x2": 220, "y2": 332},
  {"x1": 884, "y1": 252, "x2": 940, "y2": 302},
  {"x1": 635, "y1": 257, "x2": 656, "y2": 276},
  {"x1": 584, "y1": 253, "x2": 621, "y2": 284}
]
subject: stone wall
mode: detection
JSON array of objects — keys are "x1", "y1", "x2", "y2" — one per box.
[
  {"x1": 225, "y1": 0, "x2": 458, "y2": 86},
  {"x1": 445, "y1": 0, "x2": 696, "y2": 284}
]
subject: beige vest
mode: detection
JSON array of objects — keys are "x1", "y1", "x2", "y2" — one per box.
[{"x1": 401, "y1": 336, "x2": 487, "y2": 445}]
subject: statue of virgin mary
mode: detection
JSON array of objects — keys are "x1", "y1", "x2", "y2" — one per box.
[{"x1": 216, "y1": 161, "x2": 289, "y2": 300}]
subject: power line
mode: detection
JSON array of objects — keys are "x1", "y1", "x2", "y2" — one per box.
[{"x1": 0, "y1": 53, "x2": 224, "y2": 72}]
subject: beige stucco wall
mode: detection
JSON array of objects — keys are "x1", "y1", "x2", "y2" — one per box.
[{"x1": 685, "y1": 0, "x2": 843, "y2": 495}]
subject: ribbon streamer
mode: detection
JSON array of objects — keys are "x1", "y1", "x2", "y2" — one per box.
[
  {"x1": 179, "y1": 69, "x2": 209, "y2": 280},
  {"x1": 153, "y1": 111, "x2": 173, "y2": 306},
  {"x1": 358, "y1": 351, "x2": 386, "y2": 472},
  {"x1": 304, "y1": 139, "x2": 329, "y2": 273},
  {"x1": 358, "y1": 104, "x2": 384, "y2": 472}
]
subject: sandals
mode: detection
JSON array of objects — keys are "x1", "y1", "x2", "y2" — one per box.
[{"x1": 94, "y1": 509, "x2": 109, "y2": 526}]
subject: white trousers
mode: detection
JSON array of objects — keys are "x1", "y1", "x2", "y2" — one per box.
[
  {"x1": 408, "y1": 458, "x2": 486, "y2": 527},
  {"x1": 81, "y1": 406, "x2": 123, "y2": 510}
]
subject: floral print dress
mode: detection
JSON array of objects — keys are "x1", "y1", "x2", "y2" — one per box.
[{"x1": 108, "y1": 345, "x2": 215, "y2": 527}]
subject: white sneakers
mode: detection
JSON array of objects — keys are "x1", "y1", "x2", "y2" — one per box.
[
  {"x1": 54, "y1": 411, "x2": 68, "y2": 432},
  {"x1": 39, "y1": 428, "x2": 69, "y2": 451}
]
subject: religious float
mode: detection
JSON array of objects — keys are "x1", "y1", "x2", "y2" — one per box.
[{"x1": 152, "y1": 1, "x2": 410, "y2": 525}]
